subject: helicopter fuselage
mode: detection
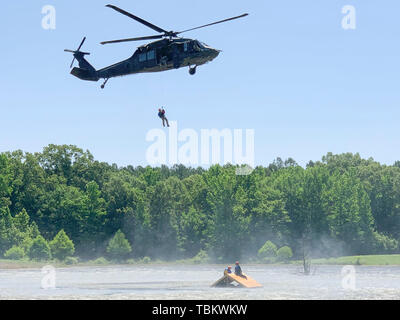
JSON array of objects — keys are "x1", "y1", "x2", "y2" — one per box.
[
  {"x1": 70, "y1": 38, "x2": 220, "y2": 84},
  {"x1": 66, "y1": 5, "x2": 247, "y2": 88}
]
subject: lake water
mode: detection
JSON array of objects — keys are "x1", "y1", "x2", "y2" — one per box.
[{"x1": 0, "y1": 264, "x2": 399, "y2": 300}]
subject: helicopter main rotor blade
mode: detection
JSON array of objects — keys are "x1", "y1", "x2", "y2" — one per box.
[
  {"x1": 106, "y1": 4, "x2": 168, "y2": 34},
  {"x1": 100, "y1": 34, "x2": 163, "y2": 45},
  {"x1": 176, "y1": 13, "x2": 249, "y2": 34}
]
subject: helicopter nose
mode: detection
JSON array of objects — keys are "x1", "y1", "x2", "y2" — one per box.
[{"x1": 210, "y1": 48, "x2": 220, "y2": 59}]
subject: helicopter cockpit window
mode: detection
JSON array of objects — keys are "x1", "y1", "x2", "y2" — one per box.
[
  {"x1": 197, "y1": 41, "x2": 211, "y2": 49},
  {"x1": 193, "y1": 41, "x2": 201, "y2": 51},
  {"x1": 195, "y1": 41, "x2": 204, "y2": 48},
  {"x1": 139, "y1": 52, "x2": 147, "y2": 62},
  {"x1": 184, "y1": 42, "x2": 188, "y2": 52},
  {"x1": 147, "y1": 50, "x2": 155, "y2": 60}
]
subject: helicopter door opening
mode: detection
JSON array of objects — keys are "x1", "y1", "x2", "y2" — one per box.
[{"x1": 177, "y1": 43, "x2": 189, "y2": 53}]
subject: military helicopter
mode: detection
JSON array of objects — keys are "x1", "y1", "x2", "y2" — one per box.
[{"x1": 64, "y1": 4, "x2": 248, "y2": 89}]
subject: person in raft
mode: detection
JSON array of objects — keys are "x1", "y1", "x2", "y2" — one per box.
[
  {"x1": 224, "y1": 266, "x2": 232, "y2": 275},
  {"x1": 234, "y1": 261, "x2": 247, "y2": 278}
]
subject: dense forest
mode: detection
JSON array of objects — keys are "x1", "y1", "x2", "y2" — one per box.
[{"x1": 0, "y1": 144, "x2": 400, "y2": 262}]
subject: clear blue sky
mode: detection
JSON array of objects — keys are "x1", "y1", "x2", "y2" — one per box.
[{"x1": 1, "y1": 1, "x2": 399, "y2": 167}]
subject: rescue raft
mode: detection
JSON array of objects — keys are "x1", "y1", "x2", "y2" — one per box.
[{"x1": 211, "y1": 273, "x2": 262, "y2": 288}]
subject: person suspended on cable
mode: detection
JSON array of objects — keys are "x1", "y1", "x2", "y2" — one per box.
[{"x1": 158, "y1": 107, "x2": 170, "y2": 127}]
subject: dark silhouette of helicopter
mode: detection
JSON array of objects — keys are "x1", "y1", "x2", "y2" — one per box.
[{"x1": 64, "y1": 5, "x2": 248, "y2": 89}]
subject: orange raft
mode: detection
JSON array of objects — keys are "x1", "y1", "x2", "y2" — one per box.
[{"x1": 211, "y1": 272, "x2": 262, "y2": 288}]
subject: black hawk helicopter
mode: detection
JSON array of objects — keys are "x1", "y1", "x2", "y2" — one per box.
[{"x1": 64, "y1": 4, "x2": 248, "y2": 89}]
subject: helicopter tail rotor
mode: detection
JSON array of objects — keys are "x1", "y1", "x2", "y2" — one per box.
[{"x1": 64, "y1": 37, "x2": 91, "y2": 68}]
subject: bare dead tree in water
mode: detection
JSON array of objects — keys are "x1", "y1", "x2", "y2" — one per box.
[
  {"x1": 302, "y1": 232, "x2": 311, "y2": 275},
  {"x1": 301, "y1": 213, "x2": 312, "y2": 275}
]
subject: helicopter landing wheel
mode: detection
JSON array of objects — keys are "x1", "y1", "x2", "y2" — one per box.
[
  {"x1": 101, "y1": 78, "x2": 109, "y2": 89},
  {"x1": 189, "y1": 66, "x2": 197, "y2": 75}
]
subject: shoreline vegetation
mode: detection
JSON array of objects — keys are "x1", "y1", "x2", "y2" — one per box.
[
  {"x1": 1, "y1": 254, "x2": 400, "y2": 270},
  {"x1": 2, "y1": 145, "x2": 400, "y2": 270}
]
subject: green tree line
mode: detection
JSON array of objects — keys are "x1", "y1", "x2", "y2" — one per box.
[{"x1": 0, "y1": 145, "x2": 399, "y2": 262}]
